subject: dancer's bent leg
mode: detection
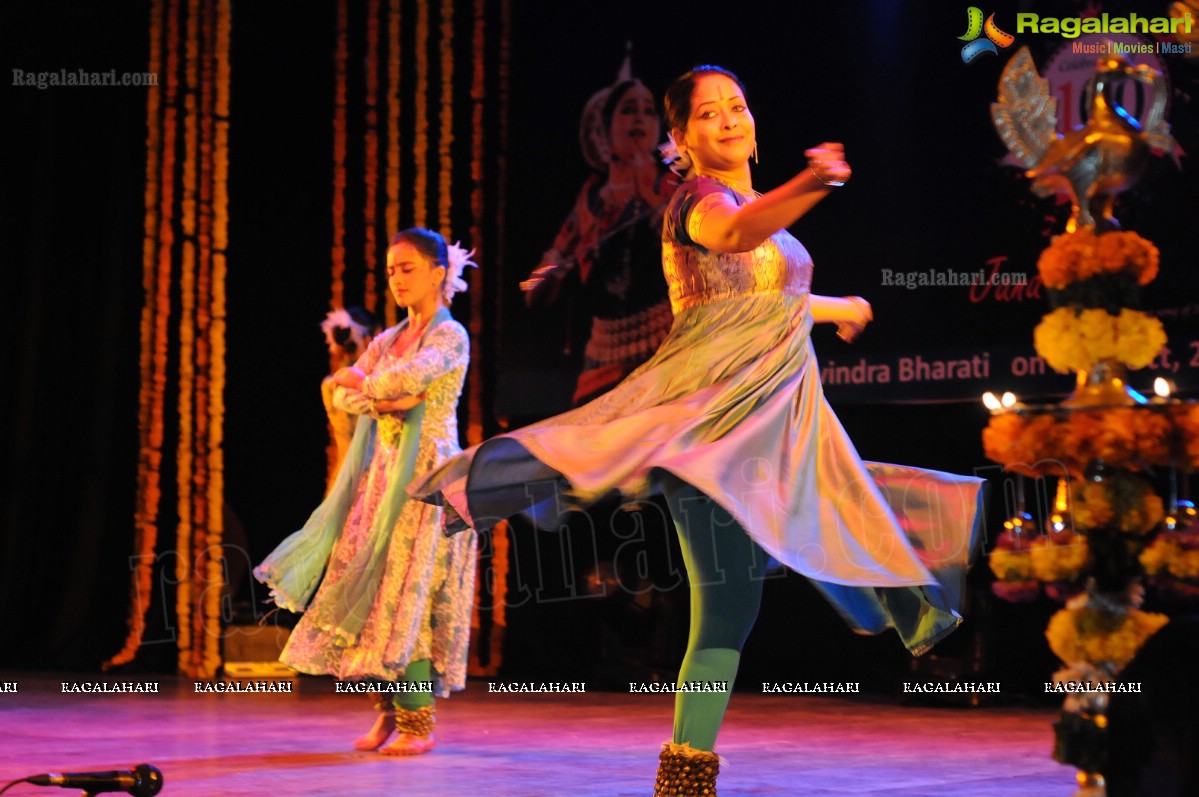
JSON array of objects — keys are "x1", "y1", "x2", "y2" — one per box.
[{"x1": 662, "y1": 474, "x2": 766, "y2": 752}]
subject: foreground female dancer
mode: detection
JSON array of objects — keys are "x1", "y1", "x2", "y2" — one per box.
[{"x1": 413, "y1": 67, "x2": 982, "y2": 793}]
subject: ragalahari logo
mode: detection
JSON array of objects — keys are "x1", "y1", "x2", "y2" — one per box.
[{"x1": 959, "y1": 7, "x2": 1015, "y2": 62}]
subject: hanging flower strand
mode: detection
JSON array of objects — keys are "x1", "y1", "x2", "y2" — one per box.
[
  {"x1": 413, "y1": 0, "x2": 429, "y2": 228},
  {"x1": 105, "y1": 0, "x2": 168, "y2": 673},
  {"x1": 439, "y1": 0, "x2": 454, "y2": 234},
  {"x1": 384, "y1": 0, "x2": 402, "y2": 327},
  {"x1": 363, "y1": 0, "x2": 381, "y2": 314}
]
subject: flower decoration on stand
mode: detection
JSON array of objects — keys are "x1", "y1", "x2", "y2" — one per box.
[
  {"x1": 1030, "y1": 532, "x2": 1089, "y2": 600},
  {"x1": 1033, "y1": 307, "x2": 1167, "y2": 375},
  {"x1": 1037, "y1": 229, "x2": 1159, "y2": 292},
  {"x1": 1140, "y1": 459, "x2": 1199, "y2": 603},
  {"x1": 1031, "y1": 228, "x2": 1165, "y2": 381},
  {"x1": 988, "y1": 527, "x2": 1042, "y2": 603},
  {"x1": 987, "y1": 47, "x2": 1192, "y2": 796},
  {"x1": 1140, "y1": 529, "x2": 1199, "y2": 601},
  {"x1": 1045, "y1": 592, "x2": 1168, "y2": 677}
]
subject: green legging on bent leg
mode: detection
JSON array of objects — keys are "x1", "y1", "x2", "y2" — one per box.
[
  {"x1": 662, "y1": 474, "x2": 767, "y2": 752},
  {"x1": 392, "y1": 657, "x2": 434, "y2": 711}
]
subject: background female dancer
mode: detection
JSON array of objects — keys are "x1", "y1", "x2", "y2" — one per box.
[{"x1": 256, "y1": 228, "x2": 477, "y2": 756}]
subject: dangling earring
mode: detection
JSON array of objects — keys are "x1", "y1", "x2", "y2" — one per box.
[{"x1": 753, "y1": 141, "x2": 759, "y2": 164}]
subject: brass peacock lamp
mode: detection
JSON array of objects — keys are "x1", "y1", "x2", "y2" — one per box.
[{"x1": 991, "y1": 46, "x2": 1176, "y2": 232}]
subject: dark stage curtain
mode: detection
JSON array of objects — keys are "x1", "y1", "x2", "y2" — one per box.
[{"x1": 2, "y1": 2, "x2": 150, "y2": 669}]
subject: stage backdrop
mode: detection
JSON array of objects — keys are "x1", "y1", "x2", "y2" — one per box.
[{"x1": 496, "y1": 0, "x2": 1198, "y2": 418}]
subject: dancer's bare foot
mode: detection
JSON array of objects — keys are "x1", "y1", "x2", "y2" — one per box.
[
  {"x1": 379, "y1": 733, "x2": 435, "y2": 756},
  {"x1": 352, "y1": 711, "x2": 393, "y2": 751}
]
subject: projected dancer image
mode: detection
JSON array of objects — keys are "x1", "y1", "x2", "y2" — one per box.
[
  {"x1": 412, "y1": 64, "x2": 983, "y2": 794},
  {"x1": 255, "y1": 228, "x2": 478, "y2": 756},
  {"x1": 522, "y1": 66, "x2": 679, "y2": 405}
]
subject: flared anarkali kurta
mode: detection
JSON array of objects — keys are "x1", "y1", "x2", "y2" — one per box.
[{"x1": 413, "y1": 178, "x2": 982, "y2": 655}]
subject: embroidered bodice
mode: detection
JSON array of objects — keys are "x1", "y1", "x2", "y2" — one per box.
[{"x1": 662, "y1": 176, "x2": 813, "y2": 314}]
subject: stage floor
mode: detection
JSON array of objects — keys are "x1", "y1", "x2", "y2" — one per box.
[{"x1": 1, "y1": 673, "x2": 1076, "y2": 796}]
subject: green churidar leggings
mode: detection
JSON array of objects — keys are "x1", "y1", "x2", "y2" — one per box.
[
  {"x1": 392, "y1": 657, "x2": 434, "y2": 710},
  {"x1": 662, "y1": 473, "x2": 767, "y2": 752}
]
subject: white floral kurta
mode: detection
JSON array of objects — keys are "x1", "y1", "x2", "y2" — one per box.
[{"x1": 267, "y1": 312, "x2": 476, "y2": 696}]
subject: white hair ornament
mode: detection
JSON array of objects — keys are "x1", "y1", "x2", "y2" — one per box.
[
  {"x1": 443, "y1": 241, "x2": 479, "y2": 302},
  {"x1": 658, "y1": 131, "x2": 692, "y2": 176}
]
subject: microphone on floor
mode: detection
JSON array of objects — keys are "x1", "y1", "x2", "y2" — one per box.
[{"x1": 26, "y1": 764, "x2": 163, "y2": 796}]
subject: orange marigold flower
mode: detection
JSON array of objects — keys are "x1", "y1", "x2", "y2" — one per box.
[{"x1": 1037, "y1": 230, "x2": 1160, "y2": 290}]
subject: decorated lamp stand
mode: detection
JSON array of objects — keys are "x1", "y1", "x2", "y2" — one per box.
[{"x1": 985, "y1": 46, "x2": 1198, "y2": 796}]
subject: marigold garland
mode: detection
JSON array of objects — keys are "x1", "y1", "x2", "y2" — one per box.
[
  {"x1": 194, "y1": 0, "x2": 229, "y2": 680},
  {"x1": 383, "y1": 0, "x2": 402, "y2": 328},
  {"x1": 988, "y1": 525, "x2": 1088, "y2": 598},
  {"x1": 145, "y1": 0, "x2": 179, "y2": 664},
  {"x1": 1071, "y1": 473, "x2": 1164, "y2": 535},
  {"x1": 106, "y1": 0, "x2": 168, "y2": 672},
  {"x1": 982, "y1": 412, "x2": 1064, "y2": 476},
  {"x1": 132, "y1": 0, "x2": 178, "y2": 668},
  {"x1": 320, "y1": 0, "x2": 509, "y2": 676},
  {"x1": 331, "y1": 0, "x2": 349, "y2": 310},
  {"x1": 1141, "y1": 532, "x2": 1199, "y2": 580},
  {"x1": 413, "y1": 0, "x2": 429, "y2": 229},
  {"x1": 197, "y1": 3, "x2": 216, "y2": 515},
  {"x1": 175, "y1": 0, "x2": 201, "y2": 673},
  {"x1": 497, "y1": 0, "x2": 511, "y2": 289},
  {"x1": 1067, "y1": 408, "x2": 1173, "y2": 469},
  {"x1": 1032, "y1": 228, "x2": 1165, "y2": 381},
  {"x1": 195, "y1": 0, "x2": 216, "y2": 677},
  {"x1": 1046, "y1": 604, "x2": 1168, "y2": 672},
  {"x1": 211, "y1": 0, "x2": 231, "y2": 677},
  {"x1": 1033, "y1": 307, "x2": 1166, "y2": 374},
  {"x1": 1176, "y1": 402, "x2": 1199, "y2": 465},
  {"x1": 439, "y1": 0, "x2": 454, "y2": 234},
  {"x1": 1030, "y1": 534, "x2": 1090, "y2": 582},
  {"x1": 463, "y1": 0, "x2": 504, "y2": 676},
  {"x1": 363, "y1": 0, "x2": 380, "y2": 315},
  {"x1": 983, "y1": 406, "x2": 1194, "y2": 476},
  {"x1": 325, "y1": 0, "x2": 367, "y2": 473},
  {"x1": 989, "y1": 544, "x2": 1035, "y2": 581},
  {"x1": 466, "y1": 0, "x2": 486, "y2": 449},
  {"x1": 176, "y1": 231, "x2": 197, "y2": 670},
  {"x1": 1037, "y1": 229, "x2": 1159, "y2": 290},
  {"x1": 110, "y1": 0, "x2": 230, "y2": 678}
]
